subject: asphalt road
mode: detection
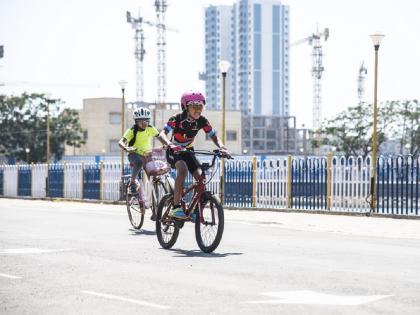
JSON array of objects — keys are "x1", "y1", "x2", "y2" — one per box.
[{"x1": 1, "y1": 198, "x2": 420, "y2": 314}]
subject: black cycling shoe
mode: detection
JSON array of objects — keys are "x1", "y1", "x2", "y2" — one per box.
[{"x1": 174, "y1": 220, "x2": 185, "y2": 229}]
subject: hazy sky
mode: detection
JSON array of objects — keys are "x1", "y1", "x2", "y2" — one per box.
[{"x1": 1, "y1": 0, "x2": 419, "y2": 128}]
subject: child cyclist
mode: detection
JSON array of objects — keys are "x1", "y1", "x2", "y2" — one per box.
[
  {"x1": 118, "y1": 107, "x2": 174, "y2": 196},
  {"x1": 159, "y1": 90, "x2": 230, "y2": 219}
]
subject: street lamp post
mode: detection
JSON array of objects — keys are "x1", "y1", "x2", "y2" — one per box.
[
  {"x1": 405, "y1": 143, "x2": 411, "y2": 154},
  {"x1": 369, "y1": 33, "x2": 384, "y2": 212},
  {"x1": 25, "y1": 148, "x2": 30, "y2": 164},
  {"x1": 45, "y1": 94, "x2": 51, "y2": 164},
  {"x1": 118, "y1": 80, "x2": 127, "y2": 199},
  {"x1": 219, "y1": 60, "x2": 230, "y2": 204}
]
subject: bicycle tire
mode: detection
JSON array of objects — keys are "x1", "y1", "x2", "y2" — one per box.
[
  {"x1": 151, "y1": 179, "x2": 168, "y2": 217},
  {"x1": 156, "y1": 193, "x2": 180, "y2": 249},
  {"x1": 195, "y1": 191, "x2": 224, "y2": 253},
  {"x1": 126, "y1": 183, "x2": 145, "y2": 230}
]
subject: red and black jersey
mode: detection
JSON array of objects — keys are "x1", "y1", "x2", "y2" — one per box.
[{"x1": 163, "y1": 112, "x2": 216, "y2": 148}]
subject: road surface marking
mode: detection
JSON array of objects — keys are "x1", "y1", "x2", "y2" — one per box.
[
  {"x1": 82, "y1": 290, "x2": 170, "y2": 310},
  {"x1": 227, "y1": 220, "x2": 282, "y2": 228},
  {"x1": 0, "y1": 272, "x2": 21, "y2": 279},
  {"x1": 247, "y1": 290, "x2": 392, "y2": 306},
  {"x1": 0, "y1": 248, "x2": 74, "y2": 254}
]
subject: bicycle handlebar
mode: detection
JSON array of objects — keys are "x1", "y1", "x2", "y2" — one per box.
[
  {"x1": 194, "y1": 149, "x2": 233, "y2": 171},
  {"x1": 168, "y1": 148, "x2": 233, "y2": 171},
  {"x1": 192, "y1": 149, "x2": 233, "y2": 159}
]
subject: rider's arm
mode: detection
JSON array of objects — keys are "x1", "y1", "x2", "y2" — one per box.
[
  {"x1": 201, "y1": 117, "x2": 227, "y2": 149},
  {"x1": 119, "y1": 128, "x2": 135, "y2": 151},
  {"x1": 158, "y1": 116, "x2": 176, "y2": 146},
  {"x1": 210, "y1": 134, "x2": 226, "y2": 149},
  {"x1": 118, "y1": 137, "x2": 130, "y2": 151},
  {"x1": 157, "y1": 131, "x2": 171, "y2": 146}
]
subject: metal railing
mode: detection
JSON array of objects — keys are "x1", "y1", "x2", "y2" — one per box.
[{"x1": 1, "y1": 155, "x2": 419, "y2": 216}]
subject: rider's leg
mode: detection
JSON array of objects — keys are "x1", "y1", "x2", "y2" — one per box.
[
  {"x1": 192, "y1": 168, "x2": 202, "y2": 181},
  {"x1": 173, "y1": 160, "x2": 188, "y2": 205},
  {"x1": 169, "y1": 160, "x2": 188, "y2": 219},
  {"x1": 183, "y1": 150, "x2": 201, "y2": 179},
  {"x1": 127, "y1": 153, "x2": 143, "y2": 193}
]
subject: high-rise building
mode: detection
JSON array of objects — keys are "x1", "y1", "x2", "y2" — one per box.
[
  {"x1": 204, "y1": 5, "x2": 234, "y2": 110},
  {"x1": 204, "y1": 0, "x2": 289, "y2": 116}
]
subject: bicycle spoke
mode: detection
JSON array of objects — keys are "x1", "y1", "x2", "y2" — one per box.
[
  {"x1": 199, "y1": 201, "x2": 219, "y2": 247},
  {"x1": 127, "y1": 195, "x2": 144, "y2": 229},
  {"x1": 156, "y1": 195, "x2": 179, "y2": 247}
]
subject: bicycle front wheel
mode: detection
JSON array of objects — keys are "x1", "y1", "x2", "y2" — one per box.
[
  {"x1": 126, "y1": 186, "x2": 145, "y2": 229},
  {"x1": 195, "y1": 191, "x2": 224, "y2": 253},
  {"x1": 156, "y1": 194, "x2": 179, "y2": 249},
  {"x1": 151, "y1": 179, "x2": 168, "y2": 217}
]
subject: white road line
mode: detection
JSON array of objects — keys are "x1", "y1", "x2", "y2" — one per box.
[
  {"x1": 0, "y1": 272, "x2": 21, "y2": 279},
  {"x1": 0, "y1": 248, "x2": 74, "y2": 254},
  {"x1": 227, "y1": 220, "x2": 281, "y2": 228},
  {"x1": 246, "y1": 290, "x2": 392, "y2": 306},
  {"x1": 4, "y1": 207, "x2": 124, "y2": 217},
  {"x1": 82, "y1": 290, "x2": 170, "y2": 310}
]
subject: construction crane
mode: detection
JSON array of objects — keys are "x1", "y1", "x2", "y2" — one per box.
[
  {"x1": 291, "y1": 27, "x2": 329, "y2": 135},
  {"x1": 155, "y1": 0, "x2": 168, "y2": 105},
  {"x1": 126, "y1": 7, "x2": 176, "y2": 106},
  {"x1": 126, "y1": 10, "x2": 150, "y2": 105},
  {"x1": 357, "y1": 61, "x2": 367, "y2": 105}
]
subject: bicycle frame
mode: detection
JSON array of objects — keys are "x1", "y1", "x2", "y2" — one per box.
[
  {"x1": 181, "y1": 174, "x2": 206, "y2": 222},
  {"x1": 178, "y1": 150, "x2": 221, "y2": 224}
]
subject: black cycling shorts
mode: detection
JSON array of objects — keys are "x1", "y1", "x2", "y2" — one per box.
[{"x1": 166, "y1": 148, "x2": 201, "y2": 174}]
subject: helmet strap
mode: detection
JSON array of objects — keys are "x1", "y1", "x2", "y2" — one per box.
[{"x1": 186, "y1": 112, "x2": 195, "y2": 121}]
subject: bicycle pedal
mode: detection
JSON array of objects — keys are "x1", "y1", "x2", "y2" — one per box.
[{"x1": 174, "y1": 220, "x2": 185, "y2": 229}]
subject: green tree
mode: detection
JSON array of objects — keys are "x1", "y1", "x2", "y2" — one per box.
[
  {"x1": 0, "y1": 93, "x2": 85, "y2": 163},
  {"x1": 313, "y1": 102, "x2": 392, "y2": 157},
  {"x1": 392, "y1": 100, "x2": 420, "y2": 155}
]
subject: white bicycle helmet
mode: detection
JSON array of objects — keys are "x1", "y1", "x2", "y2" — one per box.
[{"x1": 133, "y1": 107, "x2": 151, "y2": 121}]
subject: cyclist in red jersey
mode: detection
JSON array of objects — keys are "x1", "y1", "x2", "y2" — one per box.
[{"x1": 159, "y1": 90, "x2": 229, "y2": 219}]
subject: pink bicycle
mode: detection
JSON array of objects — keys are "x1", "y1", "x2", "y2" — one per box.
[{"x1": 125, "y1": 148, "x2": 174, "y2": 229}]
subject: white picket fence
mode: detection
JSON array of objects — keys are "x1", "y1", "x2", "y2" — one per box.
[
  {"x1": 257, "y1": 158, "x2": 289, "y2": 208},
  {"x1": 3, "y1": 165, "x2": 18, "y2": 197},
  {"x1": 32, "y1": 164, "x2": 48, "y2": 198},
  {"x1": 64, "y1": 163, "x2": 83, "y2": 199},
  {"x1": 102, "y1": 162, "x2": 122, "y2": 201},
  {"x1": 331, "y1": 156, "x2": 371, "y2": 212}
]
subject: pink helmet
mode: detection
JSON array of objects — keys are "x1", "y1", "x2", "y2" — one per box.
[{"x1": 180, "y1": 90, "x2": 206, "y2": 111}]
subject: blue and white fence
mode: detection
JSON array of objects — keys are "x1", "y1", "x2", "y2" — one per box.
[
  {"x1": 1, "y1": 155, "x2": 419, "y2": 216},
  {"x1": 377, "y1": 156, "x2": 420, "y2": 215}
]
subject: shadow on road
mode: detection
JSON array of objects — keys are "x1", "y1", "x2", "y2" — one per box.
[
  {"x1": 128, "y1": 229, "x2": 156, "y2": 236},
  {"x1": 166, "y1": 248, "x2": 243, "y2": 258}
]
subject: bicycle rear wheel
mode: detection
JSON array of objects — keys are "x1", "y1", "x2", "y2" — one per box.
[
  {"x1": 156, "y1": 194, "x2": 179, "y2": 249},
  {"x1": 195, "y1": 191, "x2": 224, "y2": 253},
  {"x1": 126, "y1": 183, "x2": 145, "y2": 229}
]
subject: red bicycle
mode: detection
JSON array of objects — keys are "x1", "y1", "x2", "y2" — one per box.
[{"x1": 156, "y1": 149, "x2": 232, "y2": 253}]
